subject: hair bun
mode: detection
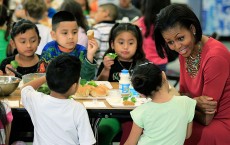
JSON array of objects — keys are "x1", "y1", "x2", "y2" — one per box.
[{"x1": 132, "y1": 76, "x2": 145, "y2": 89}]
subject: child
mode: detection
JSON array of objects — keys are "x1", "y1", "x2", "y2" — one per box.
[
  {"x1": 21, "y1": 54, "x2": 96, "y2": 144},
  {"x1": 93, "y1": 3, "x2": 118, "y2": 68},
  {"x1": 117, "y1": 0, "x2": 141, "y2": 21},
  {"x1": 0, "y1": 19, "x2": 40, "y2": 78},
  {"x1": 0, "y1": 101, "x2": 13, "y2": 145},
  {"x1": 97, "y1": 22, "x2": 145, "y2": 81},
  {"x1": 96, "y1": 23, "x2": 146, "y2": 145},
  {"x1": 0, "y1": 4, "x2": 13, "y2": 64},
  {"x1": 59, "y1": 0, "x2": 88, "y2": 48},
  {"x1": 40, "y1": 11, "x2": 98, "y2": 81},
  {"x1": 24, "y1": 0, "x2": 53, "y2": 55},
  {"x1": 124, "y1": 62, "x2": 196, "y2": 145}
]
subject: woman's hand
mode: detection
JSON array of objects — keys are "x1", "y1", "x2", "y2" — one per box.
[
  {"x1": 103, "y1": 55, "x2": 115, "y2": 71},
  {"x1": 194, "y1": 96, "x2": 217, "y2": 114}
]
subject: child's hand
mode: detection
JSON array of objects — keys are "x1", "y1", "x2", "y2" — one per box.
[
  {"x1": 87, "y1": 39, "x2": 98, "y2": 63},
  {"x1": 0, "y1": 70, "x2": 3, "y2": 76},
  {"x1": 103, "y1": 55, "x2": 115, "y2": 70},
  {"x1": 5, "y1": 64, "x2": 16, "y2": 76}
]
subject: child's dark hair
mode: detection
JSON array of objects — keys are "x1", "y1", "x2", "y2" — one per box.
[
  {"x1": 59, "y1": 0, "x2": 88, "y2": 31},
  {"x1": 46, "y1": 54, "x2": 81, "y2": 94},
  {"x1": 24, "y1": 0, "x2": 47, "y2": 20},
  {"x1": 52, "y1": 11, "x2": 77, "y2": 31},
  {"x1": 0, "y1": 5, "x2": 13, "y2": 41},
  {"x1": 105, "y1": 23, "x2": 145, "y2": 60},
  {"x1": 0, "y1": 102, "x2": 8, "y2": 144},
  {"x1": 131, "y1": 62, "x2": 162, "y2": 97},
  {"x1": 10, "y1": 19, "x2": 40, "y2": 40},
  {"x1": 154, "y1": 4, "x2": 202, "y2": 59}
]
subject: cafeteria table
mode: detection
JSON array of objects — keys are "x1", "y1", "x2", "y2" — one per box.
[
  {"x1": 0, "y1": 82, "x2": 134, "y2": 144},
  {"x1": 1, "y1": 81, "x2": 179, "y2": 144}
]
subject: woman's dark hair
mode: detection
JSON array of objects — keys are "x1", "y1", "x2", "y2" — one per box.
[
  {"x1": 105, "y1": 23, "x2": 145, "y2": 60},
  {"x1": 0, "y1": 4, "x2": 13, "y2": 41},
  {"x1": 59, "y1": 0, "x2": 88, "y2": 31},
  {"x1": 141, "y1": 0, "x2": 170, "y2": 37},
  {"x1": 46, "y1": 54, "x2": 81, "y2": 94},
  {"x1": 131, "y1": 62, "x2": 162, "y2": 97},
  {"x1": 154, "y1": 4, "x2": 202, "y2": 59},
  {"x1": 10, "y1": 19, "x2": 40, "y2": 40},
  {"x1": 0, "y1": 102, "x2": 8, "y2": 144}
]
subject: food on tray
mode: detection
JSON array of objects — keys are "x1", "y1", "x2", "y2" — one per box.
[
  {"x1": 76, "y1": 80, "x2": 110, "y2": 97},
  {"x1": 87, "y1": 80, "x2": 98, "y2": 87},
  {"x1": 90, "y1": 85, "x2": 109, "y2": 97},
  {"x1": 106, "y1": 53, "x2": 118, "y2": 59},
  {"x1": 77, "y1": 85, "x2": 94, "y2": 97},
  {"x1": 37, "y1": 83, "x2": 50, "y2": 95},
  {"x1": 123, "y1": 100, "x2": 135, "y2": 106},
  {"x1": 87, "y1": 30, "x2": 94, "y2": 40},
  {"x1": 122, "y1": 96, "x2": 136, "y2": 106}
]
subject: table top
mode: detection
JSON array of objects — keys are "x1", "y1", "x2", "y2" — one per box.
[
  {"x1": 0, "y1": 81, "x2": 178, "y2": 119},
  {"x1": 0, "y1": 82, "x2": 132, "y2": 110}
]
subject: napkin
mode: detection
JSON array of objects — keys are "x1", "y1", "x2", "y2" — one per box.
[
  {"x1": 2, "y1": 100, "x2": 20, "y2": 108},
  {"x1": 83, "y1": 101, "x2": 107, "y2": 108},
  {"x1": 95, "y1": 81, "x2": 113, "y2": 89}
]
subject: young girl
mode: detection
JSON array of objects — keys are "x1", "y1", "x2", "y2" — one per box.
[
  {"x1": 0, "y1": 101, "x2": 13, "y2": 145},
  {"x1": 0, "y1": 5, "x2": 13, "y2": 64},
  {"x1": 0, "y1": 19, "x2": 40, "y2": 78},
  {"x1": 125, "y1": 62, "x2": 196, "y2": 145},
  {"x1": 96, "y1": 23, "x2": 146, "y2": 145},
  {"x1": 97, "y1": 22, "x2": 145, "y2": 81}
]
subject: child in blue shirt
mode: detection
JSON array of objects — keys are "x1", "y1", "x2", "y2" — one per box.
[{"x1": 39, "y1": 11, "x2": 98, "y2": 81}]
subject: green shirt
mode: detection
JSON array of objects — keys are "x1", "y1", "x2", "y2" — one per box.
[
  {"x1": 131, "y1": 95, "x2": 196, "y2": 145},
  {"x1": 0, "y1": 30, "x2": 9, "y2": 64}
]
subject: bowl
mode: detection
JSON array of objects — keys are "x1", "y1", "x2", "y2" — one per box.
[
  {"x1": 0, "y1": 76, "x2": 21, "y2": 96},
  {"x1": 22, "y1": 73, "x2": 45, "y2": 84}
]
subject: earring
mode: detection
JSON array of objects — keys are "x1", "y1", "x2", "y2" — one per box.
[{"x1": 193, "y1": 32, "x2": 196, "y2": 35}]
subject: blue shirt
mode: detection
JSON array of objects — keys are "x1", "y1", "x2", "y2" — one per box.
[{"x1": 40, "y1": 41, "x2": 97, "y2": 81}]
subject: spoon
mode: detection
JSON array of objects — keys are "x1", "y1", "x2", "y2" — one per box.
[{"x1": 6, "y1": 67, "x2": 23, "y2": 79}]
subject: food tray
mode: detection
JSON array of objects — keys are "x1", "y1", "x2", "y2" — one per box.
[
  {"x1": 73, "y1": 89, "x2": 120, "y2": 100},
  {"x1": 106, "y1": 98, "x2": 149, "y2": 108}
]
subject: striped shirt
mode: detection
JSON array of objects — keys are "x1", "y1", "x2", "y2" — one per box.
[{"x1": 93, "y1": 21, "x2": 115, "y2": 67}]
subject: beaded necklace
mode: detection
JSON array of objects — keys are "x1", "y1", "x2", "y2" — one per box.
[
  {"x1": 185, "y1": 42, "x2": 202, "y2": 77},
  {"x1": 118, "y1": 59, "x2": 133, "y2": 72}
]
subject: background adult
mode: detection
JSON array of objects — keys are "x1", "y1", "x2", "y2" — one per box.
[
  {"x1": 154, "y1": 4, "x2": 230, "y2": 145},
  {"x1": 135, "y1": 0, "x2": 170, "y2": 71}
]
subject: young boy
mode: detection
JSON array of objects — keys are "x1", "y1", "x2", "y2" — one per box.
[
  {"x1": 24, "y1": 0, "x2": 53, "y2": 55},
  {"x1": 92, "y1": 3, "x2": 118, "y2": 67},
  {"x1": 21, "y1": 54, "x2": 96, "y2": 145},
  {"x1": 39, "y1": 11, "x2": 98, "y2": 81}
]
